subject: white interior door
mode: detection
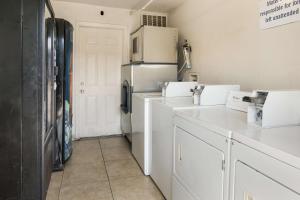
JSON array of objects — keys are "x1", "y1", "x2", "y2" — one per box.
[{"x1": 77, "y1": 25, "x2": 123, "y2": 138}]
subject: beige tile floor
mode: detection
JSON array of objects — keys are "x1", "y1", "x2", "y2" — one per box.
[{"x1": 47, "y1": 136, "x2": 165, "y2": 200}]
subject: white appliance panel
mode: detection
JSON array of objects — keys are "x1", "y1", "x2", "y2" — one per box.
[{"x1": 200, "y1": 85, "x2": 240, "y2": 106}]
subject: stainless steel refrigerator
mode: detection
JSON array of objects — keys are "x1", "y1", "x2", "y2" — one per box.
[{"x1": 121, "y1": 63, "x2": 177, "y2": 142}]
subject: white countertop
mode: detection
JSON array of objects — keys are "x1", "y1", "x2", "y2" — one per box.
[{"x1": 175, "y1": 106, "x2": 300, "y2": 169}]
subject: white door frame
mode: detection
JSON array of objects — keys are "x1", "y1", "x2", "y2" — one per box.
[{"x1": 73, "y1": 22, "x2": 129, "y2": 139}]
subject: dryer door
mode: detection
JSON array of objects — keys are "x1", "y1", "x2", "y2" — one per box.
[
  {"x1": 174, "y1": 127, "x2": 225, "y2": 200},
  {"x1": 233, "y1": 161, "x2": 300, "y2": 200}
]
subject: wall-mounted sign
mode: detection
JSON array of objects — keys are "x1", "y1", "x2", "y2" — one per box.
[{"x1": 260, "y1": 0, "x2": 300, "y2": 29}]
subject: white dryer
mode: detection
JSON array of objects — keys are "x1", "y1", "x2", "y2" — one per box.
[
  {"x1": 230, "y1": 126, "x2": 300, "y2": 200},
  {"x1": 173, "y1": 106, "x2": 250, "y2": 200}
]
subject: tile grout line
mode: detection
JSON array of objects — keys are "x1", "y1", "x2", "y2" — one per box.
[
  {"x1": 57, "y1": 169, "x2": 65, "y2": 200},
  {"x1": 100, "y1": 137, "x2": 146, "y2": 179},
  {"x1": 98, "y1": 137, "x2": 115, "y2": 200}
]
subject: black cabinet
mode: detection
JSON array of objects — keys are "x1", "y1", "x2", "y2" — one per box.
[{"x1": 0, "y1": 0, "x2": 56, "y2": 199}]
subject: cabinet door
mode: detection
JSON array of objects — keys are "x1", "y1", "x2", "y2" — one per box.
[
  {"x1": 233, "y1": 161, "x2": 300, "y2": 200},
  {"x1": 174, "y1": 127, "x2": 225, "y2": 200}
]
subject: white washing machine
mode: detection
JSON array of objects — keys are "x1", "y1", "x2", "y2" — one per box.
[
  {"x1": 151, "y1": 85, "x2": 241, "y2": 200},
  {"x1": 131, "y1": 92, "x2": 163, "y2": 175},
  {"x1": 131, "y1": 82, "x2": 200, "y2": 176},
  {"x1": 230, "y1": 126, "x2": 300, "y2": 200}
]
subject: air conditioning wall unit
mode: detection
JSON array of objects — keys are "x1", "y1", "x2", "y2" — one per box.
[{"x1": 131, "y1": 11, "x2": 168, "y2": 32}]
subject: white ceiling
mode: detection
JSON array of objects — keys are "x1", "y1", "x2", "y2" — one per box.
[
  {"x1": 54, "y1": 0, "x2": 185, "y2": 12},
  {"x1": 144, "y1": 0, "x2": 185, "y2": 12}
]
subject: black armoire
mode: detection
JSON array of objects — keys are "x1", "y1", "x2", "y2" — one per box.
[{"x1": 0, "y1": 1, "x2": 56, "y2": 200}]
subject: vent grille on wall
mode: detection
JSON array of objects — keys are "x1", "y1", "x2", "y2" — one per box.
[{"x1": 142, "y1": 15, "x2": 167, "y2": 27}]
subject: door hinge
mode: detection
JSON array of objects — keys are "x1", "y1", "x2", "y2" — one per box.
[{"x1": 222, "y1": 160, "x2": 225, "y2": 171}]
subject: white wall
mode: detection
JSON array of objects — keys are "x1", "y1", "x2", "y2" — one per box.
[
  {"x1": 169, "y1": 0, "x2": 300, "y2": 90},
  {"x1": 52, "y1": 1, "x2": 132, "y2": 64}
]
